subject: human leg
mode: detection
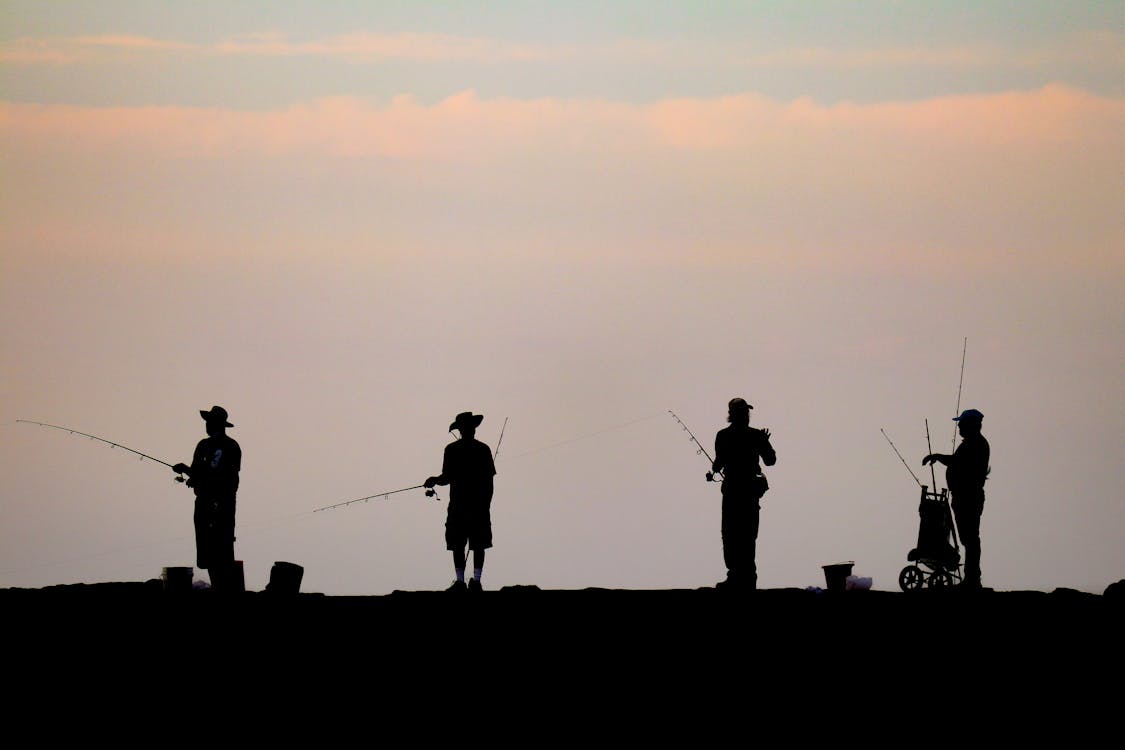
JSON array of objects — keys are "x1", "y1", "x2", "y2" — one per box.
[
  {"x1": 202, "y1": 497, "x2": 236, "y2": 590},
  {"x1": 193, "y1": 498, "x2": 212, "y2": 570},
  {"x1": 446, "y1": 502, "x2": 469, "y2": 588},
  {"x1": 953, "y1": 492, "x2": 984, "y2": 586}
]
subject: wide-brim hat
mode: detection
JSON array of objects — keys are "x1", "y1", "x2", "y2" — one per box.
[
  {"x1": 449, "y1": 412, "x2": 484, "y2": 432},
  {"x1": 200, "y1": 405, "x2": 234, "y2": 428}
]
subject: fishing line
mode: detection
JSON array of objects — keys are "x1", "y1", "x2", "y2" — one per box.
[
  {"x1": 312, "y1": 412, "x2": 662, "y2": 513},
  {"x1": 505, "y1": 412, "x2": 664, "y2": 460}
]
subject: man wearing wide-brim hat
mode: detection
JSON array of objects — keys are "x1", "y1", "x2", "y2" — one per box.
[
  {"x1": 924, "y1": 409, "x2": 990, "y2": 589},
  {"x1": 424, "y1": 412, "x2": 497, "y2": 592},
  {"x1": 173, "y1": 405, "x2": 242, "y2": 590}
]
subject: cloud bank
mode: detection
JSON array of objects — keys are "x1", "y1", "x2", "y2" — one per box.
[
  {"x1": 4, "y1": 85, "x2": 1121, "y2": 159},
  {"x1": 3, "y1": 30, "x2": 1123, "y2": 71}
]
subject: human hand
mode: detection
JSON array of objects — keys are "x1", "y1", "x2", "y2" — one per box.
[
  {"x1": 423, "y1": 477, "x2": 437, "y2": 488},
  {"x1": 173, "y1": 463, "x2": 189, "y2": 474}
]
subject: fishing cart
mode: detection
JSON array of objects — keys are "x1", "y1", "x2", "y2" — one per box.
[{"x1": 898, "y1": 484, "x2": 963, "y2": 591}]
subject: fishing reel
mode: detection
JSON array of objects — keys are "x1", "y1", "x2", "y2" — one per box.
[
  {"x1": 705, "y1": 471, "x2": 715, "y2": 482},
  {"x1": 425, "y1": 488, "x2": 441, "y2": 501}
]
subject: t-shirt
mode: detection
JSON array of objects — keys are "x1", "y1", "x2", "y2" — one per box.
[
  {"x1": 441, "y1": 438, "x2": 496, "y2": 503},
  {"x1": 189, "y1": 435, "x2": 241, "y2": 498},
  {"x1": 713, "y1": 425, "x2": 776, "y2": 480},
  {"x1": 946, "y1": 433, "x2": 989, "y2": 494}
]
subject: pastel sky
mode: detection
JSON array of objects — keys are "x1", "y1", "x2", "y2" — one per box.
[{"x1": 2, "y1": 2, "x2": 1122, "y2": 594}]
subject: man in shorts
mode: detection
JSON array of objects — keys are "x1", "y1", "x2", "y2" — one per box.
[{"x1": 424, "y1": 412, "x2": 496, "y2": 593}]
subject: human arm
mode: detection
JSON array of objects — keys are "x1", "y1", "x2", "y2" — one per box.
[
  {"x1": 424, "y1": 444, "x2": 454, "y2": 488},
  {"x1": 759, "y1": 429, "x2": 776, "y2": 467},
  {"x1": 710, "y1": 432, "x2": 724, "y2": 478},
  {"x1": 922, "y1": 453, "x2": 951, "y2": 467}
]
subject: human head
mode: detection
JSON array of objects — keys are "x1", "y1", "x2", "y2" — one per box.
[
  {"x1": 953, "y1": 408, "x2": 983, "y2": 436},
  {"x1": 200, "y1": 405, "x2": 233, "y2": 437},
  {"x1": 727, "y1": 397, "x2": 752, "y2": 425},
  {"x1": 449, "y1": 411, "x2": 484, "y2": 438}
]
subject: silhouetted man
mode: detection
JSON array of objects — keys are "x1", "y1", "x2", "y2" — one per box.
[
  {"x1": 424, "y1": 412, "x2": 496, "y2": 593},
  {"x1": 924, "y1": 408, "x2": 990, "y2": 589},
  {"x1": 711, "y1": 397, "x2": 776, "y2": 590},
  {"x1": 173, "y1": 406, "x2": 241, "y2": 590}
]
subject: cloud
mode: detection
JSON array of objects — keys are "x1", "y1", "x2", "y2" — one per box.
[
  {"x1": 0, "y1": 35, "x2": 194, "y2": 65},
  {"x1": 3, "y1": 30, "x2": 1122, "y2": 71},
  {"x1": 2, "y1": 86, "x2": 1121, "y2": 274},
  {"x1": 214, "y1": 31, "x2": 559, "y2": 63},
  {"x1": 3, "y1": 85, "x2": 1120, "y2": 159}
]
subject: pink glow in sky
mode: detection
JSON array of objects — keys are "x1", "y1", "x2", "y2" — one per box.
[{"x1": 2, "y1": 4, "x2": 1122, "y2": 594}]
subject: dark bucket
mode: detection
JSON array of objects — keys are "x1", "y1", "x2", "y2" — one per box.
[
  {"x1": 162, "y1": 566, "x2": 193, "y2": 593},
  {"x1": 266, "y1": 562, "x2": 304, "y2": 595},
  {"x1": 822, "y1": 562, "x2": 855, "y2": 592}
]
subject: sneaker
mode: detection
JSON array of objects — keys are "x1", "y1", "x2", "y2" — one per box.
[
  {"x1": 446, "y1": 580, "x2": 467, "y2": 593},
  {"x1": 468, "y1": 578, "x2": 483, "y2": 593},
  {"x1": 715, "y1": 576, "x2": 756, "y2": 592}
]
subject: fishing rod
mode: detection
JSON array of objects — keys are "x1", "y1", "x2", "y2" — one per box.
[
  {"x1": 880, "y1": 428, "x2": 923, "y2": 489},
  {"x1": 668, "y1": 410, "x2": 722, "y2": 482},
  {"x1": 17, "y1": 419, "x2": 185, "y2": 482},
  {"x1": 951, "y1": 337, "x2": 967, "y2": 452},
  {"x1": 925, "y1": 418, "x2": 940, "y2": 491},
  {"x1": 318, "y1": 415, "x2": 508, "y2": 515},
  {"x1": 313, "y1": 483, "x2": 440, "y2": 513},
  {"x1": 494, "y1": 417, "x2": 508, "y2": 462}
]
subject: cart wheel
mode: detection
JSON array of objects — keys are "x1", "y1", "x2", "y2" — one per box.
[
  {"x1": 899, "y1": 565, "x2": 925, "y2": 592},
  {"x1": 928, "y1": 570, "x2": 953, "y2": 589}
]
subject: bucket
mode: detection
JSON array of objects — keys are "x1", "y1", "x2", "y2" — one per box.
[
  {"x1": 266, "y1": 561, "x2": 304, "y2": 595},
  {"x1": 162, "y1": 566, "x2": 193, "y2": 593},
  {"x1": 822, "y1": 562, "x2": 855, "y2": 592}
]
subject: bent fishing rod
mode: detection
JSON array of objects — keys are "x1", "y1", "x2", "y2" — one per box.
[
  {"x1": 17, "y1": 419, "x2": 186, "y2": 482},
  {"x1": 668, "y1": 410, "x2": 723, "y2": 482},
  {"x1": 313, "y1": 483, "x2": 441, "y2": 513}
]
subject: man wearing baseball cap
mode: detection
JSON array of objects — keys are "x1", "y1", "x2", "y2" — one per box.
[
  {"x1": 424, "y1": 411, "x2": 497, "y2": 592},
  {"x1": 924, "y1": 409, "x2": 990, "y2": 589},
  {"x1": 711, "y1": 397, "x2": 776, "y2": 590},
  {"x1": 173, "y1": 406, "x2": 242, "y2": 590}
]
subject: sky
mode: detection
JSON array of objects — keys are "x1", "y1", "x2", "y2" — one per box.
[{"x1": 2, "y1": 1, "x2": 1122, "y2": 595}]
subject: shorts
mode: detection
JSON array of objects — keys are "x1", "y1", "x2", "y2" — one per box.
[{"x1": 445, "y1": 498, "x2": 492, "y2": 551}]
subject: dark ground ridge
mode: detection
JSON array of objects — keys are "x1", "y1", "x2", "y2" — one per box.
[{"x1": 3, "y1": 582, "x2": 1121, "y2": 730}]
